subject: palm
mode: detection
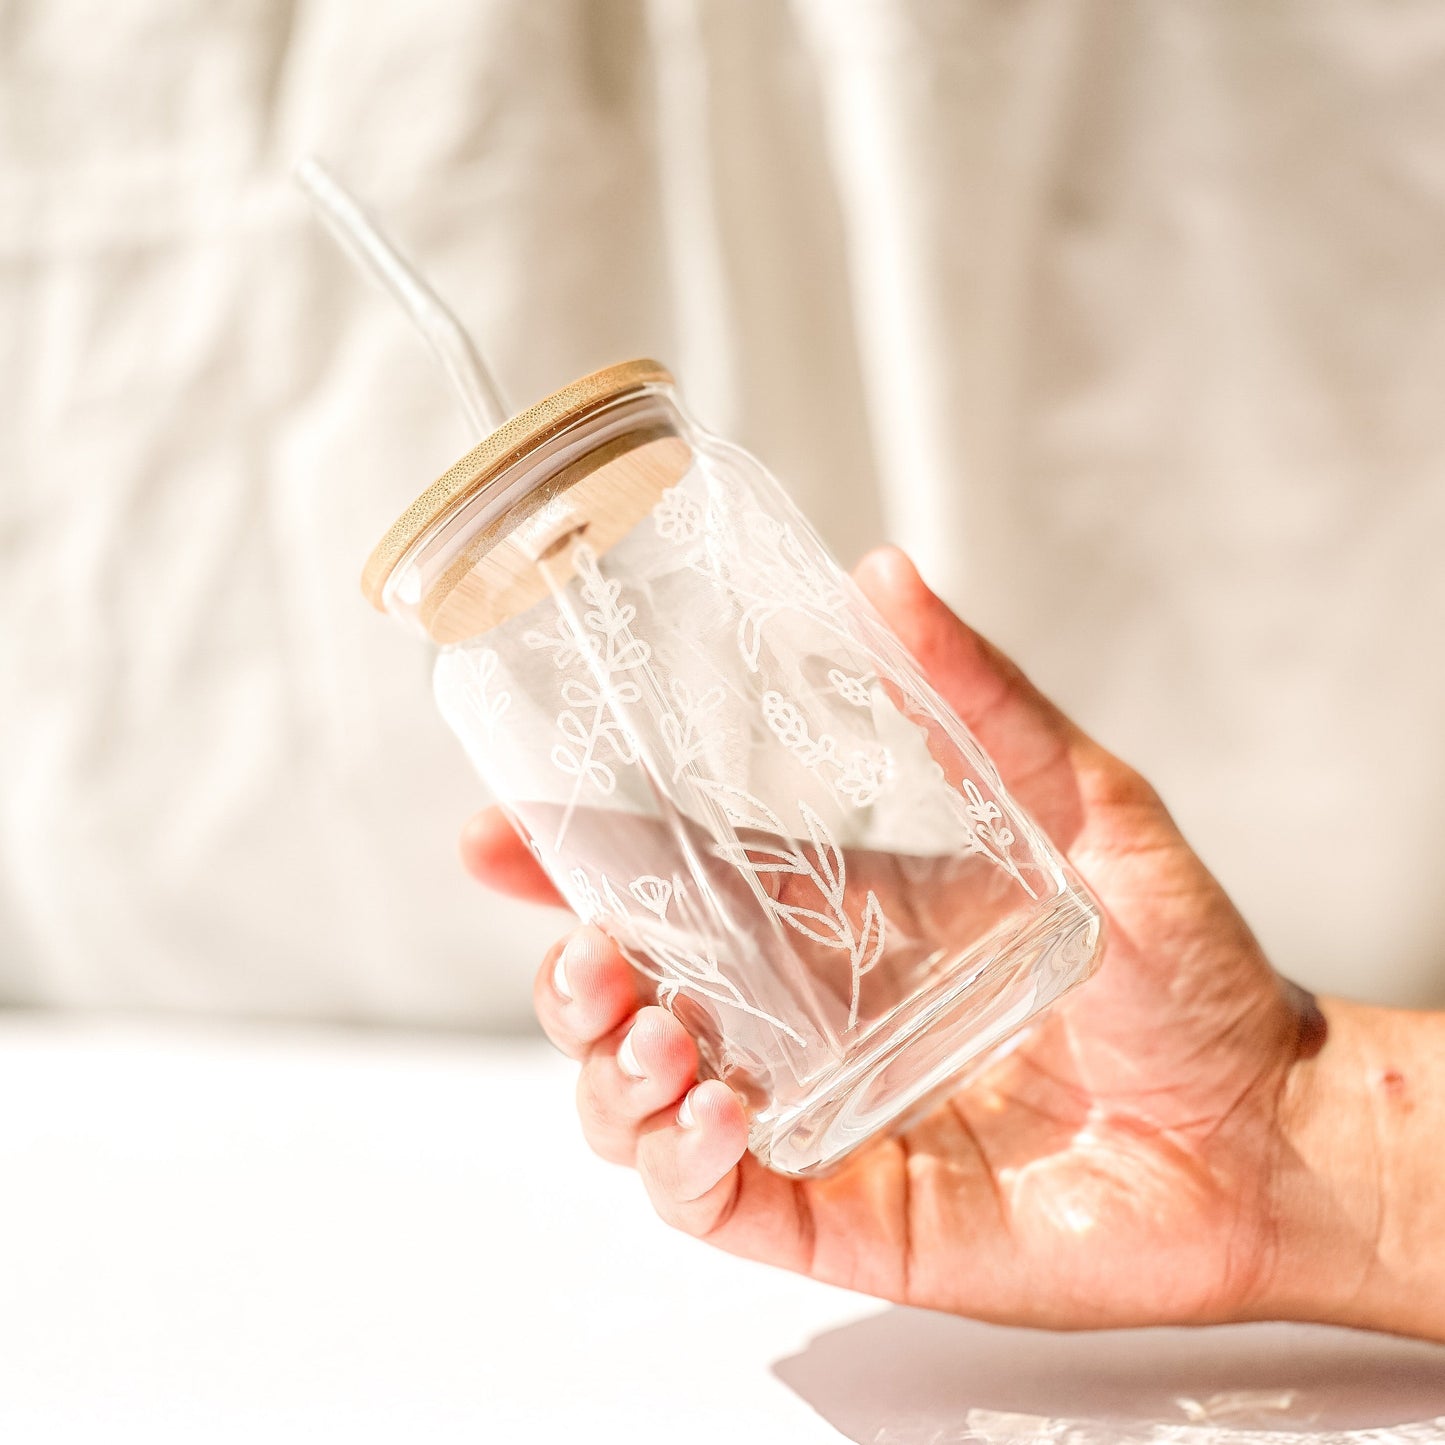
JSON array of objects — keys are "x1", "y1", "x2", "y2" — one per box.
[
  {"x1": 745, "y1": 722, "x2": 1310, "y2": 1328},
  {"x1": 464, "y1": 548, "x2": 1319, "y2": 1330}
]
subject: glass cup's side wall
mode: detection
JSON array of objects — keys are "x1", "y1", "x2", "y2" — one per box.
[{"x1": 418, "y1": 394, "x2": 1101, "y2": 1172}]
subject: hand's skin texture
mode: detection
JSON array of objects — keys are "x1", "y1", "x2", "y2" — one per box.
[{"x1": 461, "y1": 548, "x2": 1445, "y2": 1341}]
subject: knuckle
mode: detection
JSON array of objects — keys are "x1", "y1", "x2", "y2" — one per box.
[
  {"x1": 575, "y1": 1067, "x2": 637, "y2": 1166},
  {"x1": 536, "y1": 1016, "x2": 583, "y2": 1060},
  {"x1": 575, "y1": 1060, "x2": 617, "y2": 1130},
  {"x1": 637, "y1": 1143, "x2": 698, "y2": 1233},
  {"x1": 643, "y1": 1165, "x2": 736, "y2": 1241},
  {"x1": 1089, "y1": 754, "x2": 1165, "y2": 815},
  {"x1": 533, "y1": 997, "x2": 584, "y2": 1057},
  {"x1": 578, "y1": 1115, "x2": 634, "y2": 1167}
]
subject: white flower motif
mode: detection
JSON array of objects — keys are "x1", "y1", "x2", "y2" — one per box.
[
  {"x1": 652, "y1": 486, "x2": 703, "y2": 543},
  {"x1": 628, "y1": 875, "x2": 674, "y2": 918},
  {"x1": 704, "y1": 783, "x2": 887, "y2": 1031},
  {"x1": 760, "y1": 691, "x2": 888, "y2": 809},
  {"x1": 836, "y1": 745, "x2": 890, "y2": 807},
  {"x1": 761, "y1": 691, "x2": 813, "y2": 753},
  {"x1": 569, "y1": 868, "x2": 605, "y2": 922},
  {"x1": 467, "y1": 649, "x2": 512, "y2": 740},
  {"x1": 659, "y1": 678, "x2": 725, "y2": 780},
  {"x1": 827, "y1": 668, "x2": 872, "y2": 708},
  {"x1": 933, "y1": 766, "x2": 1038, "y2": 900},
  {"x1": 527, "y1": 545, "x2": 655, "y2": 847},
  {"x1": 565, "y1": 865, "x2": 804, "y2": 1042}
]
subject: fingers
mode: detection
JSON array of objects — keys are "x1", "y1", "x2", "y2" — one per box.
[
  {"x1": 576, "y1": 1006, "x2": 700, "y2": 1165},
  {"x1": 531, "y1": 927, "x2": 749, "y2": 1219},
  {"x1": 460, "y1": 807, "x2": 565, "y2": 907},
  {"x1": 532, "y1": 927, "x2": 812, "y2": 1271},
  {"x1": 532, "y1": 926, "x2": 641, "y2": 1058},
  {"x1": 851, "y1": 546, "x2": 1079, "y2": 788},
  {"x1": 535, "y1": 928, "x2": 708, "y2": 1169},
  {"x1": 636, "y1": 1079, "x2": 750, "y2": 1231}
]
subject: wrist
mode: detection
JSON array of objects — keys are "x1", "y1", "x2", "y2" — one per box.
[{"x1": 1266, "y1": 995, "x2": 1445, "y2": 1339}]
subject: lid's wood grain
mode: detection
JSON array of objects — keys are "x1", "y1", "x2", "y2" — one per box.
[{"x1": 362, "y1": 358, "x2": 673, "y2": 610}]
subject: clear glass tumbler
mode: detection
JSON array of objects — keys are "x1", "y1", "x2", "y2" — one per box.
[{"x1": 367, "y1": 360, "x2": 1102, "y2": 1176}]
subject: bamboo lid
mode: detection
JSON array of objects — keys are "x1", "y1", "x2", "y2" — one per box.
[{"x1": 361, "y1": 358, "x2": 676, "y2": 612}]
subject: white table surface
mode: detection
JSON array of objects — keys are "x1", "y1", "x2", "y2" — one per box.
[{"x1": 0, "y1": 1017, "x2": 1441, "y2": 1444}]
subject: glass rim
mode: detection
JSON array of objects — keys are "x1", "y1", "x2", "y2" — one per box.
[{"x1": 361, "y1": 358, "x2": 674, "y2": 610}]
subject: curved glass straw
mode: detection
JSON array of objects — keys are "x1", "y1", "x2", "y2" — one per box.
[{"x1": 294, "y1": 156, "x2": 510, "y2": 437}]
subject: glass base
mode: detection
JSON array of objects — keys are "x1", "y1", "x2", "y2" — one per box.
[{"x1": 748, "y1": 889, "x2": 1102, "y2": 1178}]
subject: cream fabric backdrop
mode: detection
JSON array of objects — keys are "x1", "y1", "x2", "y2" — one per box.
[{"x1": 3, "y1": 0, "x2": 1443, "y2": 1026}]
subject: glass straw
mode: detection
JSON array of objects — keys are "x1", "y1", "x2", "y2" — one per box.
[{"x1": 294, "y1": 156, "x2": 510, "y2": 437}]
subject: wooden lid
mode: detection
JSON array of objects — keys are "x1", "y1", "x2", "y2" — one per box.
[
  {"x1": 361, "y1": 358, "x2": 674, "y2": 610},
  {"x1": 421, "y1": 429, "x2": 691, "y2": 643}
]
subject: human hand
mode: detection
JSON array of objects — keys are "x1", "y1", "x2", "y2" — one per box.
[{"x1": 461, "y1": 547, "x2": 1442, "y2": 1338}]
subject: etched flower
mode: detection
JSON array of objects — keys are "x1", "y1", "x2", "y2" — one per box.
[
  {"x1": 761, "y1": 691, "x2": 810, "y2": 750},
  {"x1": 837, "y1": 746, "x2": 890, "y2": 807},
  {"x1": 628, "y1": 875, "x2": 674, "y2": 918},
  {"x1": 660, "y1": 679, "x2": 724, "y2": 779},
  {"x1": 470, "y1": 649, "x2": 512, "y2": 738},
  {"x1": 530, "y1": 546, "x2": 656, "y2": 847},
  {"x1": 827, "y1": 668, "x2": 872, "y2": 708},
  {"x1": 569, "y1": 869, "x2": 605, "y2": 922},
  {"x1": 652, "y1": 486, "x2": 703, "y2": 543}
]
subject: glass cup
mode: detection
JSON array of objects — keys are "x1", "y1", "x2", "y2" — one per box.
[{"x1": 367, "y1": 360, "x2": 1103, "y2": 1176}]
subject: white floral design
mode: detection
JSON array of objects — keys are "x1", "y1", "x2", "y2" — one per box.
[
  {"x1": 703, "y1": 780, "x2": 886, "y2": 1030},
  {"x1": 569, "y1": 867, "x2": 805, "y2": 1043},
  {"x1": 827, "y1": 668, "x2": 872, "y2": 708},
  {"x1": 506, "y1": 488, "x2": 1042, "y2": 1059},
  {"x1": 759, "y1": 691, "x2": 890, "y2": 809},
  {"x1": 467, "y1": 649, "x2": 512, "y2": 740},
  {"x1": 628, "y1": 875, "x2": 674, "y2": 918},
  {"x1": 652, "y1": 486, "x2": 703, "y2": 543},
  {"x1": 525, "y1": 545, "x2": 654, "y2": 847},
  {"x1": 836, "y1": 746, "x2": 889, "y2": 807},
  {"x1": 938, "y1": 773, "x2": 1039, "y2": 900},
  {"x1": 691, "y1": 509, "x2": 849, "y2": 672},
  {"x1": 569, "y1": 867, "x2": 605, "y2": 922},
  {"x1": 659, "y1": 678, "x2": 725, "y2": 781}
]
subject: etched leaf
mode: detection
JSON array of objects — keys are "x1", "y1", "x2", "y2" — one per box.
[
  {"x1": 608, "y1": 729, "x2": 640, "y2": 766},
  {"x1": 611, "y1": 638, "x2": 652, "y2": 671},
  {"x1": 848, "y1": 890, "x2": 889, "y2": 1029},
  {"x1": 737, "y1": 604, "x2": 770, "y2": 672},
  {"x1": 691, "y1": 685, "x2": 725, "y2": 715},
  {"x1": 557, "y1": 713, "x2": 590, "y2": 749},
  {"x1": 696, "y1": 778, "x2": 787, "y2": 837},
  {"x1": 773, "y1": 903, "x2": 850, "y2": 949},
  {"x1": 963, "y1": 779, "x2": 1002, "y2": 825},
  {"x1": 798, "y1": 802, "x2": 844, "y2": 896},
  {"x1": 857, "y1": 891, "x2": 886, "y2": 975},
  {"x1": 713, "y1": 841, "x2": 806, "y2": 874},
  {"x1": 560, "y1": 679, "x2": 599, "y2": 709}
]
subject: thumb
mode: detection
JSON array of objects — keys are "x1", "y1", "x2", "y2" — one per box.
[
  {"x1": 851, "y1": 546, "x2": 1079, "y2": 792},
  {"x1": 460, "y1": 807, "x2": 565, "y2": 907}
]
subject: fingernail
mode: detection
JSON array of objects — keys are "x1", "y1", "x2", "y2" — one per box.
[
  {"x1": 551, "y1": 948, "x2": 574, "y2": 1002},
  {"x1": 616, "y1": 1028, "x2": 645, "y2": 1080},
  {"x1": 677, "y1": 1089, "x2": 698, "y2": 1129}
]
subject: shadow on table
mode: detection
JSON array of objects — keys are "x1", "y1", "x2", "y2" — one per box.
[{"x1": 773, "y1": 1307, "x2": 1445, "y2": 1443}]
